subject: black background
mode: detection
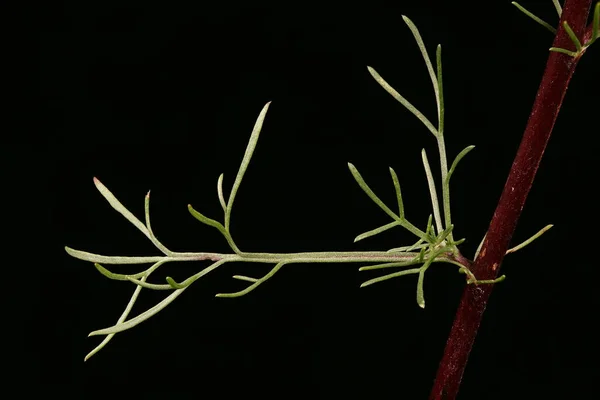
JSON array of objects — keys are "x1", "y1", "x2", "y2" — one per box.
[{"x1": 28, "y1": 0, "x2": 599, "y2": 398}]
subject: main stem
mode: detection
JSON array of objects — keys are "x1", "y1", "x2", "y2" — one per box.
[{"x1": 429, "y1": 1, "x2": 592, "y2": 399}]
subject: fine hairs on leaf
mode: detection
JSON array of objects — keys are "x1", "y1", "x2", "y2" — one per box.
[{"x1": 65, "y1": 12, "x2": 558, "y2": 362}]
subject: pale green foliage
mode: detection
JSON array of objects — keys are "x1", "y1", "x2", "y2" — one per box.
[
  {"x1": 66, "y1": 14, "x2": 553, "y2": 361},
  {"x1": 512, "y1": 1, "x2": 599, "y2": 57}
]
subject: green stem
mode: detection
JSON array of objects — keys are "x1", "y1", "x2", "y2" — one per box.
[{"x1": 67, "y1": 246, "x2": 471, "y2": 266}]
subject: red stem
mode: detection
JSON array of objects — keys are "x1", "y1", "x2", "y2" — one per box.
[{"x1": 429, "y1": 1, "x2": 594, "y2": 399}]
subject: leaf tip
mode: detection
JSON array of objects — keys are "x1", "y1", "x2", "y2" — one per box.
[{"x1": 166, "y1": 276, "x2": 182, "y2": 289}]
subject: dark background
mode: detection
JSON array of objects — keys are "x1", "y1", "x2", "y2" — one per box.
[{"x1": 28, "y1": 0, "x2": 599, "y2": 398}]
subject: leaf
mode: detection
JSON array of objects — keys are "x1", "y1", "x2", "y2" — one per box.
[
  {"x1": 386, "y1": 239, "x2": 427, "y2": 253},
  {"x1": 359, "y1": 260, "x2": 420, "y2": 271},
  {"x1": 225, "y1": 102, "x2": 272, "y2": 231},
  {"x1": 549, "y1": 47, "x2": 578, "y2": 57},
  {"x1": 163, "y1": 260, "x2": 229, "y2": 289},
  {"x1": 367, "y1": 66, "x2": 438, "y2": 137},
  {"x1": 421, "y1": 149, "x2": 443, "y2": 235},
  {"x1": 354, "y1": 221, "x2": 400, "y2": 243},
  {"x1": 446, "y1": 145, "x2": 475, "y2": 185},
  {"x1": 505, "y1": 224, "x2": 553, "y2": 255},
  {"x1": 94, "y1": 263, "x2": 145, "y2": 281},
  {"x1": 389, "y1": 167, "x2": 405, "y2": 218},
  {"x1": 126, "y1": 277, "x2": 173, "y2": 290},
  {"x1": 65, "y1": 247, "x2": 165, "y2": 264},
  {"x1": 347, "y1": 163, "x2": 399, "y2": 221},
  {"x1": 511, "y1": 2, "x2": 557, "y2": 34},
  {"x1": 85, "y1": 275, "x2": 147, "y2": 361},
  {"x1": 436, "y1": 44, "x2": 444, "y2": 136},
  {"x1": 360, "y1": 268, "x2": 421, "y2": 288},
  {"x1": 416, "y1": 267, "x2": 427, "y2": 308},
  {"x1": 435, "y1": 224, "x2": 454, "y2": 245},
  {"x1": 562, "y1": 21, "x2": 582, "y2": 52},
  {"x1": 552, "y1": 0, "x2": 562, "y2": 16},
  {"x1": 144, "y1": 191, "x2": 171, "y2": 255},
  {"x1": 93, "y1": 177, "x2": 151, "y2": 239},
  {"x1": 216, "y1": 262, "x2": 285, "y2": 298},
  {"x1": 89, "y1": 289, "x2": 187, "y2": 336},
  {"x1": 401, "y1": 15, "x2": 440, "y2": 122},
  {"x1": 217, "y1": 173, "x2": 227, "y2": 213},
  {"x1": 188, "y1": 205, "x2": 241, "y2": 253},
  {"x1": 188, "y1": 205, "x2": 227, "y2": 233}
]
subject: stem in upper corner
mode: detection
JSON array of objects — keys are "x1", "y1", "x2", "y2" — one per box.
[{"x1": 428, "y1": 1, "x2": 593, "y2": 399}]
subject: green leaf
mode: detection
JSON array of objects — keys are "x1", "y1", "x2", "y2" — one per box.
[
  {"x1": 425, "y1": 214, "x2": 434, "y2": 241},
  {"x1": 347, "y1": 163, "x2": 399, "y2": 221},
  {"x1": 446, "y1": 145, "x2": 475, "y2": 186},
  {"x1": 367, "y1": 66, "x2": 438, "y2": 137},
  {"x1": 188, "y1": 204, "x2": 227, "y2": 233},
  {"x1": 415, "y1": 247, "x2": 446, "y2": 308},
  {"x1": 359, "y1": 260, "x2": 420, "y2": 271},
  {"x1": 552, "y1": 0, "x2": 562, "y2": 16},
  {"x1": 217, "y1": 173, "x2": 227, "y2": 213},
  {"x1": 163, "y1": 260, "x2": 229, "y2": 289},
  {"x1": 386, "y1": 238, "x2": 426, "y2": 253},
  {"x1": 93, "y1": 177, "x2": 151, "y2": 239},
  {"x1": 144, "y1": 191, "x2": 171, "y2": 255},
  {"x1": 188, "y1": 205, "x2": 241, "y2": 253},
  {"x1": 360, "y1": 268, "x2": 421, "y2": 288},
  {"x1": 389, "y1": 167, "x2": 405, "y2": 219},
  {"x1": 549, "y1": 47, "x2": 578, "y2": 57},
  {"x1": 435, "y1": 224, "x2": 454, "y2": 245},
  {"x1": 94, "y1": 263, "x2": 145, "y2": 281},
  {"x1": 126, "y1": 277, "x2": 173, "y2": 290},
  {"x1": 421, "y1": 149, "x2": 443, "y2": 235},
  {"x1": 65, "y1": 247, "x2": 165, "y2": 264},
  {"x1": 505, "y1": 224, "x2": 553, "y2": 255},
  {"x1": 511, "y1": 2, "x2": 557, "y2": 34},
  {"x1": 416, "y1": 267, "x2": 427, "y2": 308},
  {"x1": 354, "y1": 221, "x2": 401, "y2": 243},
  {"x1": 85, "y1": 272, "x2": 151, "y2": 361},
  {"x1": 225, "y1": 102, "x2": 272, "y2": 231},
  {"x1": 562, "y1": 21, "x2": 582, "y2": 52},
  {"x1": 232, "y1": 275, "x2": 259, "y2": 283},
  {"x1": 216, "y1": 262, "x2": 285, "y2": 298},
  {"x1": 436, "y1": 44, "x2": 444, "y2": 136},
  {"x1": 401, "y1": 15, "x2": 440, "y2": 123},
  {"x1": 469, "y1": 275, "x2": 506, "y2": 285},
  {"x1": 89, "y1": 289, "x2": 187, "y2": 336},
  {"x1": 166, "y1": 276, "x2": 186, "y2": 289}
]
